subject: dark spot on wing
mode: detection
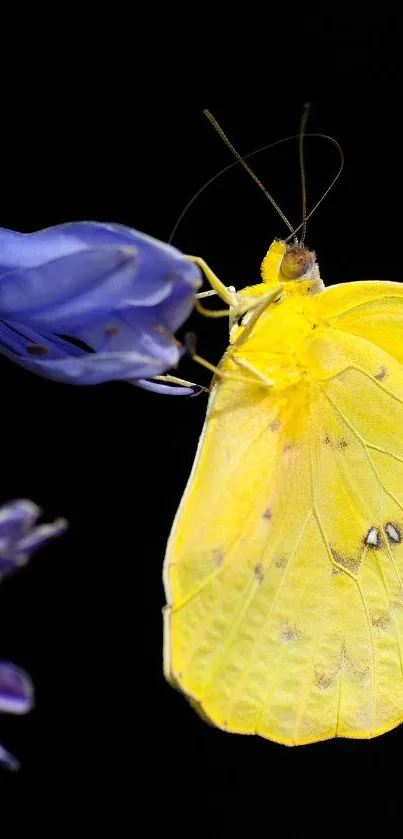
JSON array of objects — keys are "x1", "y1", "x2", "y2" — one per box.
[
  {"x1": 391, "y1": 596, "x2": 403, "y2": 614},
  {"x1": 364, "y1": 526, "x2": 382, "y2": 549},
  {"x1": 263, "y1": 507, "x2": 272, "y2": 520},
  {"x1": 315, "y1": 671, "x2": 333, "y2": 690},
  {"x1": 330, "y1": 545, "x2": 361, "y2": 573},
  {"x1": 385, "y1": 522, "x2": 401, "y2": 544},
  {"x1": 374, "y1": 365, "x2": 388, "y2": 381},
  {"x1": 275, "y1": 555, "x2": 287, "y2": 568},
  {"x1": 254, "y1": 564, "x2": 264, "y2": 583},
  {"x1": 340, "y1": 642, "x2": 370, "y2": 683},
  {"x1": 344, "y1": 657, "x2": 370, "y2": 685},
  {"x1": 213, "y1": 549, "x2": 224, "y2": 568},
  {"x1": 269, "y1": 419, "x2": 280, "y2": 432},
  {"x1": 281, "y1": 624, "x2": 300, "y2": 642},
  {"x1": 323, "y1": 434, "x2": 348, "y2": 450},
  {"x1": 371, "y1": 610, "x2": 391, "y2": 630}
]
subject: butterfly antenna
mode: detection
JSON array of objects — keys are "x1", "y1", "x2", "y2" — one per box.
[
  {"x1": 284, "y1": 134, "x2": 344, "y2": 242},
  {"x1": 169, "y1": 133, "x2": 344, "y2": 245},
  {"x1": 299, "y1": 102, "x2": 310, "y2": 246},
  {"x1": 203, "y1": 109, "x2": 294, "y2": 235}
]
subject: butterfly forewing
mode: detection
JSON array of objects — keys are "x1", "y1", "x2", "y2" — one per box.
[{"x1": 164, "y1": 279, "x2": 403, "y2": 744}]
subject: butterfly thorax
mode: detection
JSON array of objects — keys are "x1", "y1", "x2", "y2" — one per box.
[
  {"x1": 224, "y1": 239, "x2": 324, "y2": 394},
  {"x1": 228, "y1": 293, "x2": 317, "y2": 390}
]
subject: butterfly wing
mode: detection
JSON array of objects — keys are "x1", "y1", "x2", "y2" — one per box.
[{"x1": 164, "y1": 281, "x2": 403, "y2": 744}]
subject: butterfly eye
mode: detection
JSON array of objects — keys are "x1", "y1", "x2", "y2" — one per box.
[{"x1": 280, "y1": 244, "x2": 314, "y2": 280}]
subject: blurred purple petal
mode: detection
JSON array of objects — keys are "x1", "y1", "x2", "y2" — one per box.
[
  {"x1": 0, "y1": 499, "x2": 39, "y2": 540},
  {"x1": 0, "y1": 662, "x2": 34, "y2": 714},
  {"x1": 0, "y1": 662, "x2": 34, "y2": 770},
  {"x1": 0, "y1": 499, "x2": 68, "y2": 582},
  {"x1": 0, "y1": 743, "x2": 20, "y2": 770},
  {"x1": 0, "y1": 554, "x2": 27, "y2": 577},
  {"x1": 0, "y1": 502, "x2": 66, "y2": 770},
  {"x1": 17, "y1": 518, "x2": 68, "y2": 554}
]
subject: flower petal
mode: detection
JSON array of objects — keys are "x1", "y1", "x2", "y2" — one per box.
[
  {"x1": 0, "y1": 743, "x2": 20, "y2": 770},
  {"x1": 0, "y1": 320, "x2": 86, "y2": 360},
  {"x1": 16, "y1": 518, "x2": 68, "y2": 555},
  {"x1": 0, "y1": 500, "x2": 68, "y2": 581},
  {"x1": 2, "y1": 346, "x2": 181, "y2": 384},
  {"x1": 0, "y1": 311, "x2": 184, "y2": 383},
  {"x1": 0, "y1": 662, "x2": 34, "y2": 714},
  {"x1": 0, "y1": 662, "x2": 34, "y2": 770},
  {"x1": 0, "y1": 222, "x2": 202, "y2": 387},
  {"x1": 154, "y1": 267, "x2": 202, "y2": 333},
  {"x1": 0, "y1": 499, "x2": 40, "y2": 541},
  {"x1": 0, "y1": 555, "x2": 27, "y2": 577},
  {"x1": 74, "y1": 307, "x2": 180, "y2": 358},
  {"x1": 0, "y1": 248, "x2": 140, "y2": 331},
  {"x1": 0, "y1": 223, "x2": 201, "y2": 331}
]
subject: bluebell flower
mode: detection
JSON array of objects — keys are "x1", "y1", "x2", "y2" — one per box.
[
  {"x1": 0, "y1": 223, "x2": 202, "y2": 395},
  {"x1": 0, "y1": 499, "x2": 67, "y2": 769}
]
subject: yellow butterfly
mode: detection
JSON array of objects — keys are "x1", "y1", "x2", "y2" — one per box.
[{"x1": 163, "y1": 110, "x2": 403, "y2": 745}]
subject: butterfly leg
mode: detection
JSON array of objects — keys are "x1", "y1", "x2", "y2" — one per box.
[
  {"x1": 196, "y1": 285, "x2": 236, "y2": 298},
  {"x1": 231, "y1": 356, "x2": 274, "y2": 387},
  {"x1": 191, "y1": 353, "x2": 267, "y2": 385},
  {"x1": 197, "y1": 286, "x2": 238, "y2": 336},
  {"x1": 152, "y1": 374, "x2": 208, "y2": 390},
  {"x1": 184, "y1": 334, "x2": 267, "y2": 387},
  {"x1": 188, "y1": 256, "x2": 237, "y2": 317},
  {"x1": 135, "y1": 375, "x2": 206, "y2": 395},
  {"x1": 232, "y1": 285, "x2": 283, "y2": 345}
]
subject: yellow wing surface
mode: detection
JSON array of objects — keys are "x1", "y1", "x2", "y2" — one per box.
[{"x1": 164, "y1": 267, "x2": 403, "y2": 745}]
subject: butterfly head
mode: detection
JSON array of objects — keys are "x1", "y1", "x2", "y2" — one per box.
[
  {"x1": 261, "y1": 239, "x2": 323, "y2": 294},
  {"x1": 280, "y1": 242, "x2": 315, "y2": 280}
]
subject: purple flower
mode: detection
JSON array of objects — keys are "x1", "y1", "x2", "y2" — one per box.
[
  {"x1": 0, "y1": 663, "x2": 34, "y2": 770},
  {"x1": 0, "y1": 500, "x2": 67, "y2": 769},
  {"x1": 0, "y1": 499, "x2": 67, "y2": 581},
  {"x1": 0, "y1": 223, "x2": 202, "y2": 395}
]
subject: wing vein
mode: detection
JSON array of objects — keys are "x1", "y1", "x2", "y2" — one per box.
[
  {"x1": 252, "y1": 512, "x2": 312, "y2": 732},
  {"x1": 318, "y1": 388, "x2": 377, "y2": 732},
  {"x1": 172, "y1": 407, "x2": 281, "y2": 612},
  {"x1": 365, "y1": 442, "x2": 403, "y2": 465},
  {"x1": 375, "y1": 538, "x2": 403, "y2": 684},
  {"x1": 320, "y1": 364, "x2": 403, "y2": 407},
  {"x1": 201, "y1": 510, "x2": 312, "y2": 707},
  {"x1": 325, "y1": 294, "x2": 403, "y2": 322}
]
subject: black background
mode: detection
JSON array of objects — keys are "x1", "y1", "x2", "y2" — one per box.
[{"x1": 0, "y1": 11, "x2": 401, "y2": 814}]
